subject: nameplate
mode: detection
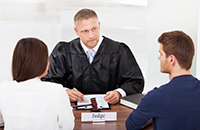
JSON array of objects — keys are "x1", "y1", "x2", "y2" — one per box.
[{"x1": 81, "y1": 112, "x2": 117, "y2": 122}]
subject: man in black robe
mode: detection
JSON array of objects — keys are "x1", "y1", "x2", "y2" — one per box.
[{"x1": 42, "y1": 8, "x2": 144, "y2": 104}]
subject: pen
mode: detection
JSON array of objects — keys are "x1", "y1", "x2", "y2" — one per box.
[{"x1": 73, "y1": 87, "x2": 88, "y2": 103}]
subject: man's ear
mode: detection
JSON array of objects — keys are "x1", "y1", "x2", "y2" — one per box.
[
  {"x1": 169, "y1": 55, "x2": 176, "y2": 66},
  {"x1": 74, "y1": 28, "x2": 79, "y2": 36}
]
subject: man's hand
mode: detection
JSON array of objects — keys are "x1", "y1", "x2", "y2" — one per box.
[
  {"x1": 104, "y1": 90, "x2": 121, "y2": 104},
  {"x1": 66, "y1": 89, "x2": 84, "y2": 102}
]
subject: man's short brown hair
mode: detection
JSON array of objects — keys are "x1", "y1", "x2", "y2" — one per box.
[
  {"x1": 158, "y1": 30, "x2": 194, "y2": 70},
  {"x1": 74, "y1": 8, "x2": 98, "y2": 28}
]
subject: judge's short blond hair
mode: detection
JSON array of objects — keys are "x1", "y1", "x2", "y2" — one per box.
[{"x1": 74, "y1": 8, "x2": 98, "y2": 28}]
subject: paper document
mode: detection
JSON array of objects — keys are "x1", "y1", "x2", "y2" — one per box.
[{"x1": 77, "y1": 94, "x2": 110, "y2": 109}]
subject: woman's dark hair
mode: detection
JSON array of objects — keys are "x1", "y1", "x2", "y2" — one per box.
[{"x1": 12, "y1": 38, "x2": 48, "y2": 82}]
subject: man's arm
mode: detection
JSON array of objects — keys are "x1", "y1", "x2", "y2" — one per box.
[
  {"x1": 126, "y1": 91, "x2": 155, "y2": 130},
  {"x1": 117, "y1": 43, "x2": 144, "y2": 95},
  {"x1": 42, "y1": 42, "x2": 69, "y2": 86},
  {"x1": 141, "y1": 119, "x2": 152, "y2": 129},
  {"x1": 42, "y1": 42, "x2": 85, "y2": 102},
  {"x1": 104, "y1": 43, "x2": 144, "y2": 104}
]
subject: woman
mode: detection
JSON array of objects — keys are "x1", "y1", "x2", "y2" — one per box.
[{"x1": 0, "y1": 38, "x2": 74, "y2": 130}]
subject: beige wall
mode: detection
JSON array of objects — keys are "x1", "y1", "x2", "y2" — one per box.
[{"x1": 0, "y1": 0, "x2": 198, "y2": 93}]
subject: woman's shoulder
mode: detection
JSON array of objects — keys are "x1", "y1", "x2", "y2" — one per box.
[
  {"x1": 0, "y1": 80, "x2": 18, "y2": 95},
  {"x1": 0, "y1": 80, "x2": 17, "y2": 88},
  {"x1": 40, "y1": 81, "x2": 66, "y2": 94}
]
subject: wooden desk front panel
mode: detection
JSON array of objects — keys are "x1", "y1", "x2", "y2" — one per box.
[{"x1": 0, "y1": 103, "x2": 152, "y2": 130}]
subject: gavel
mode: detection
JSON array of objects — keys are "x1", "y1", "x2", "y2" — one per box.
[{"x1": 73, "y1": 98, "x2": 100, "y2": 112}]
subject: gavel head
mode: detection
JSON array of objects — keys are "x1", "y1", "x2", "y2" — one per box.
[{"x1": 90, "y1": 98, "x2": 100, "y2": 112}]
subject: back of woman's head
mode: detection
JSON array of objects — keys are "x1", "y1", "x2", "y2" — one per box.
[{"x1": 12, "y1": 38, "x2": 48, "y2": 82}]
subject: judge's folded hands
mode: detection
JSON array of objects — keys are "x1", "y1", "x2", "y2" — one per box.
[{"x1": 66, "y1": 89, "x2": 121, "y2": 104}]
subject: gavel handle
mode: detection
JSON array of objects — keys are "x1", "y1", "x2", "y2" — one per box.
[{"x1": 72, "y1": 104, "x2": 92, "y2": 108}]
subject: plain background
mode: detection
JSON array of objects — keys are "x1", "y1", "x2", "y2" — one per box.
[{"x1": 0, "y1": 0, "x2": 198, "y2": 93}]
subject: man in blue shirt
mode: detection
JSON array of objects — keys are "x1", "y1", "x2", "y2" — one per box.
[{"x1": 126, "y1": 30, "x2": 200, "y2": 130}]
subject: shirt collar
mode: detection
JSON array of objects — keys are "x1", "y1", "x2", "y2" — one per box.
[
  {"x1": 80, "y1": 36, "x2": 103, "y2": 53},
  {"x1": 16, "y1": 77, "x2": 41, "y2": 85}
]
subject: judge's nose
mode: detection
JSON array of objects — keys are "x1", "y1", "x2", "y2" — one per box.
[{"x1": 88, "y1": 31, "x2": 94, "y2": 38}]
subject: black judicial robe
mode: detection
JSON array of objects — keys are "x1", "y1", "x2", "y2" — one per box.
[{"x1": 42, "y1": 36, "x2": 144, "y2": 95}]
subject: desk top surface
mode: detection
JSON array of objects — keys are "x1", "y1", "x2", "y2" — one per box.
[{"x1": 72, "y1": 102, "x2": 152, "y2": 130}]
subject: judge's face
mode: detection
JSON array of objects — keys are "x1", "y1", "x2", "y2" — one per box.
[
  {"x1": 74, "y1": 17, "x2": 100, "y2": 49},
  {"x1": 158, "y1": 44, "x2": 170, "y2": 73}
]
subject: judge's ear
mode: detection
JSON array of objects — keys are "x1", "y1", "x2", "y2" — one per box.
[
  {"x1": 74, "y1": 28, "x2": 79, "y2": 36},
  {"x1": 98, "y1": 21, "x2": 101, "y2": 30}
]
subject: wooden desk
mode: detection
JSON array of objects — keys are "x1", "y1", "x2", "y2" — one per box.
[
  {"x1": 0, "y1": 103, "x2": 153, "y2": 130},
  {"x1": 72, "y1": 102, "x2": 152, "y2": 130}
]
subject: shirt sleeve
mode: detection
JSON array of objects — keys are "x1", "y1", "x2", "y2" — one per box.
[
  {"x1": 115, "y1": 88, "x2": 126, "y2": 97},
  {"x1": 0, "y1": 109, "x2": 4, "y2": 127},
  {"x1": 125, "y1": 90, "x2": 156, "y2": 130},
  {"x1": 63, "y1": 87, "x2": 69, "y2": 91},
  {"x1": 117, "y1": 43, "x2": 144, "y2": 95},
  {"x1": 56, "y1": 87, "x2": 75, "y2": 130}
]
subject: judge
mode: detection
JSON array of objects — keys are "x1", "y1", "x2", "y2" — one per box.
[{"x1": 42, "y1": 8, "x2": 144, "y2": 104}]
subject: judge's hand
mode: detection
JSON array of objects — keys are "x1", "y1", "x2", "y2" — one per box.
[
  {"x1": 104, "y1": 90, "x2": 121, "y2": 104},
  {"x1": 66, "y1": 89, "x2": 84, "y2": 102}
]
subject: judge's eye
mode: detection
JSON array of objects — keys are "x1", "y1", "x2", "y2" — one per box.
[
  {"x1": 83, "y1": 30, "x2": 88, "y2": 33},
  {"x1": 93, "y1": 28, "x2": 96, "y2": 31}
]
